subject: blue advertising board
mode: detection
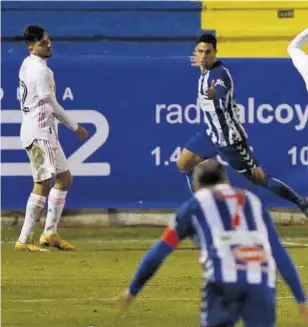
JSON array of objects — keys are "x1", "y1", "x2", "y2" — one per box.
[{"x1": 1, "y1": 57, "x2": 307, "y2": 209}]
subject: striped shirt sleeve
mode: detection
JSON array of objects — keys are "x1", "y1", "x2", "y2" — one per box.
[
  {"x1": 263, "y1": 210, "x2": 306, "y2": 303},
  {"x1": 209, "y1": 68, "x2": 230, "y2": 99},
  {"x1": 128, "y1": 200, "x2": 195, "y2": 296}
]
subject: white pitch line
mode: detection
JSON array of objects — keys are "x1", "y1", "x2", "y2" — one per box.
[
  {"x1": 5, "y1": 296, "x2": 294, "y2": 303},
  {"x1": 88, "y1": 239, "x2": 158, "y2": 244},
  {"x1": 1, "y1": 239, "x2": 158, "y2": 244},
  {"x1": 2, "y1": 239, "x2": 308, "y2": 246},
  {"x1": 282, "y1": 241, "x2": 308, "y2": 247}
]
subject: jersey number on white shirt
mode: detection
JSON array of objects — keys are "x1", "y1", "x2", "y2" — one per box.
[{"x1": 19, "y1": 80, "x2": 30, "y2": 113}]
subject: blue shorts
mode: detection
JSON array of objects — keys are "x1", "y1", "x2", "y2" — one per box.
[
  {"x1": 201, "y1": 282, "x2": 276, "y2": 327},
  {"x1": 184, "y1": 129, "x2": 259, "y2": 174}
]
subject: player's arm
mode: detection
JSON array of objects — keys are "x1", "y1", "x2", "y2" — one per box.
[
  {"x1": 35, "y1": 69, "x2": 87, "y2": 138},
  {"x1": 263, "y1": 210, "x2": 306, "y2": 304},
  {"x1": 118, "y1": 205, "x2": 194, "y2": 310},
  {"x1": 129, "y1": 210, "x2": 192, "y2": 296},
  {"x1": 50, "y1": 98, "x2": 77, "y2": 130},
  {"x1": 287, "y1": 28, "x2": 308, "y2": 56},
  {"x1": 205, "y1": 69, "x2": 229, "y2": 100},
  {"x1": 287, "y1": 28, "x2": 308, "y2": 83},
  {"x1": 35, "y1": 69, "x2": 78, "y2": 131},
  {"x1": 128, "y1": 238, "x2": 174, "y2": 295}
]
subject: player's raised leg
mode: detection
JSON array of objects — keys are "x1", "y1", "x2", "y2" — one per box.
[
  {"x1": 218, "y1": 141, "x2": 308, "y2": 216},
  {"x1": 15, "y1": 140, "x2": 54, "y2": 252},
  {"x1": 40, "y1": 144, "x2": 74, "y2": 250},
  {"x1": 252, "y1": 169, "x2": 308, "y2": 217},
  {"x1": 177, "y1": 129, "x2": 216, "y2": 194}
]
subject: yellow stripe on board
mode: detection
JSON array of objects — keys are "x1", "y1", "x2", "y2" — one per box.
[{"x1": 201, "y1": 1, "x2": 308, "y2": 57}]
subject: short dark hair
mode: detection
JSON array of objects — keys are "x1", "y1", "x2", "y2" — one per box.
[
  {"x1": 196, "y1": 33, "x2": 217, "y2": 50},
  {"x1": 193, "y1": 159, "x2": 227, "y2": 187},
  {"x1": 23, "y1": 25, "x2": 45, "y2": 45}
]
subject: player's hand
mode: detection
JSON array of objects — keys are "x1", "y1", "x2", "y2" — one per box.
[
  {"x1": 75, "y1": 124, "x2": 88, "y2": 140},
  {"x1": 298, "y1": 303, "x2": 308, "y2": 322},
  {"x1": 190, "y1": 50, "x2": 201, "y2": 67},
  {"x1": 205, "y1": 80, "x2": 216, "y2": 99},
  {"x1": 117, "y1": 288, "x2": 135, "y2": 313}
]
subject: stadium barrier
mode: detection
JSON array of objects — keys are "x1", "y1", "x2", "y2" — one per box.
[{"x1": 1, "y1": 57, "x2": 307, "y2": 214}]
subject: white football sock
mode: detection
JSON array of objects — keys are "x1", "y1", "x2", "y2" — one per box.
[
  {"x1": 18, "y1": 193, "x2": 46, "y2": 243},
  {"x1": 44, "y1": 188, "x2": 67, "y2": 235}
]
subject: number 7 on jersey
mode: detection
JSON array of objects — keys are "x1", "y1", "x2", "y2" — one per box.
[{"x1": 216, "y1": 192, "x2": 245, "y2": 228}]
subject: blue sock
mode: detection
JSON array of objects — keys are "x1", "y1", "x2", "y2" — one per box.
[
  {"x1": 185, "y1": 172, "x2": 194, "y2": 194},
  {"x1": 265, "y1": 176, "x2": 302, "y2": 206}
]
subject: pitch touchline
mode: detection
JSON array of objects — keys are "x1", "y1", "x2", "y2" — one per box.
[
  {"x1": 1, "y1": 239, "x2": 159, "y2": 244},
  {"x1": 2, "y1": 239, "x2": 308, "y2": 246},
  {"x1": 6, "y1": 296, "x2": 294, "y2": 303},
  {"x1": 282, "y1": 241, "x2": 308, "y2": 247}
]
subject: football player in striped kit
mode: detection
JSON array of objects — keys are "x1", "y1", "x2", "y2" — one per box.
[
  {"x1": 177, "y1": 33, "x2": 308, "y2": 217},
  {"x1": 15, "y1": 25, "x2": 88, "y2": 252},
  {"x1": 119, "y1": 159, "x2": 308, "y2": 327}
]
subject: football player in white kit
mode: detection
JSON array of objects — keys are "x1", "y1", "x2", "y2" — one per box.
[
  {"x1": 287, "y1": 27, "x2": 308, "y2": 92},
  {"x1": 15, "y1": 25, "x2": 88, "y2": 252}
]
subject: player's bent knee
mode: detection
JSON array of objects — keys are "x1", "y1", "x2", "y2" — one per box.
[
  {"x1": 256, "y1": 178, "x2": 267, "y2": 186},
  {"x1": 177, "y1": 157, "x2": 188, "y2": 173},
  {"x1": 177, "y1": 149, "x2": 202, "y2": 174},
  {"x1": 245, "y1": 167, "x2": 267, "y2": 186},
  {"x1": 254, "y1": 174, "x2": 267, "y2": 186},
  {"x1": 177, "y1": 149, "x2": 188, "y2": 172},
  {"x1": 246, "y1": 175, "x2": 264, "y2": 186}
]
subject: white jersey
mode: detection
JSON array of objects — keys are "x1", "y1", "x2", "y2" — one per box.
[
  {"x1": 287, "y1": 28, "x2": 308, "y2": 92},
  {"x1": 18, "y1": 54, "x2": 78, "y2": 148}
]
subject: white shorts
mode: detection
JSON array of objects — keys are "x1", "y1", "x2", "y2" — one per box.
[{"x1": 26, "y1": 139, "x2": 69, "y2": 182}]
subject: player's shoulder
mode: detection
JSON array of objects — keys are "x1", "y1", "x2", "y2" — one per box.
[
  {"x1": 210, "y1": 61, "x2": 227, "y2": 72},
  {"x1": 209, "y1": 61, "x2": 231, "y2": 79},
  {"x1": 20, "y1": 55, "x2": 48, "y2": 75},
  {"x1": 194, "y1": 187, "x2": 213, "y2": 200},
  {"x1": 229, "y1": 186, "x2": 261, "y2": 202},
  {"x1": 242, "y1": 188, "x2": 262, "y2": 205},
  {"x1": 177, "y1": 194, "x2": 203, "y2": 217},
  {"x1": 187, "y1": 188, "x2": 213, "y2": 212},
  {"x1": 239, "y1": 187, "x2": 269, "y2": 218}
]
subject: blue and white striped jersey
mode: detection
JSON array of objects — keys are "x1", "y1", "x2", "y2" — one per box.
[
  {"x1": 129, "y1": 184, "x2": 306, "y2": 303},
  {"x1": 198, "y1": 61, "x2": 247, "y2": 147},
  {"x1": 169, "y1": 184, "x2": 277, "y2": 288}
]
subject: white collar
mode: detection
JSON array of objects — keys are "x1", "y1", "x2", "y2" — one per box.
[
  {"x1": 212, "y1": 183, "x2": 231, "y2": 190},
  {"x1": 30, "y1": 54, "x2": 47, "y2": 66}
]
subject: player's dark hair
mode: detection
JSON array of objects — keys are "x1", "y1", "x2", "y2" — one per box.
[
  {"x1": 196, "y1": 33, "x2": 217, "y2": 50},
  {"x1": 194, "y1": 159, "x2": 227, "y2": 186},
  {"x1": 23, "y1": 25, "x2": 45, "y2": 45}
]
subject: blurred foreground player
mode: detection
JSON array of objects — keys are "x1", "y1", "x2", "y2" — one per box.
[
  {"x1": 288, "y1": 27, "x2": 308, "y2": 91},
  {"x1": 119, "y1": 159, "x2": 308, "y2": 326},
  {"x1": 177, "y1": 33, "x2": 308, "y2": 217},
  {"x1": 15, "y1": 25, "x2": 88, "y2": 252}
]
